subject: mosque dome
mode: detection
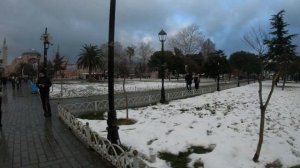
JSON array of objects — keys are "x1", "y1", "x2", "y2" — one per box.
[{"x1": 22, "y1": 49, "x2": 41, "y2": 57}]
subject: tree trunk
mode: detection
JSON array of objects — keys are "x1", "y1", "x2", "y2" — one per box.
[
  {"x1": 282, "y1": 73, "x2": 286, "y2": 91},
  {"x1": 247, "y1": 72, "x2": 250, "y2": 84},
  {"x1": 237, "y1": 71, "x2": 240, "y2": 87},
  {"x1": 253, "y1": 74, "x2": 278, "y2": 162},
  {"x1": 253, "y1": 105, "x2": 266, "y2": 162},
  {"x1": 123, "y1": 77, "x2": 129, "y2": 119}
]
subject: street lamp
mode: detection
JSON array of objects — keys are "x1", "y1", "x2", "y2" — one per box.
[
  {"x1": 106, "y1": 0, "x2": 120, "y2": 145},
  {"x1": 158, "y1": 29, "x2": 167, "y2": 103},
  {"x1": 37, "y1": 54, "x2": 41, "y2": 78},
  {"x1": 40, "y1": 27, "x2": 52, "y2": 70}
]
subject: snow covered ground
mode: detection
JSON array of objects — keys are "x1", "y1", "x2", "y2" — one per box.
[
  {"x1": 79, "y1": 81, "x2": 300, "y2": 168},
  {"x1": 50, "y1": 80, "x2": 186, "y2": 98}
]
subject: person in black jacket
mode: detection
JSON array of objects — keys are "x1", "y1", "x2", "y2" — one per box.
[
  {"x1": 185, "y1": 73, "x2": 193, "y2": 90},
  {"x1": 36, "y1": 70, "x2": 52, "y2": 117},
  {"x1": 194, "y1": 74, "x2": 200, "y2": 90}
]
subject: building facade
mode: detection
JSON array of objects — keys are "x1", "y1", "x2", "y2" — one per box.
[
  {"x1": 0, "y1": 38, "x2": 8, "y2": 76},
  {"x1": 6, "y1": 49, "x2": 41, "y2": 76}
]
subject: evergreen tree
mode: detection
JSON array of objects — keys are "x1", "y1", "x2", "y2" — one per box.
[
  {"x1": 53, "y1": 49, "x2": 65, "y2": 78},
  {"x1": 252, "y1": 9, "x2": 297, "y2": 163},
  {"x1": 229, "y1": 51, "x2": 260, "y2": 86},
  {"x1": 204, "y1": 50, "x2": 230, "y2": 78},
  {"x1": 264, "y1": 10, "x2": 297, "y2": 90}
]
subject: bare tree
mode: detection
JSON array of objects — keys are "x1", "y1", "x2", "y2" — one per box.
[
  {"x1": 137, "y1": 42, "x2": 153, "y2": 78},
  {"x1": 168, "y1": 23, "x2": 205, "y2": 55},
  {"x1": 243, "y1": 26, "x2": 268, "y2": 57},
  {"x1": 125, "y1": 45, "x2": 136, "y2": 75},
  {"x1": 201, "y1": 38, "x2": 216, "y2": 58},
  {"x1": 118, "y1": 58, "x2": 130, "y2": 119},
  {"x1": 243, "y1": 26, "x2": 279, "y2": 162},
  {"x1": 138, "y1": 42, "x2": 153, "y2": 64},
  {"x1": 100, "y1": 41, "x2": 125, "y2": 75}
]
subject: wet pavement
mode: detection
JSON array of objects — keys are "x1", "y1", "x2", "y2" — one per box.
[{"x1": 0, "y1": 83, "x2": 113, "y2": 168}]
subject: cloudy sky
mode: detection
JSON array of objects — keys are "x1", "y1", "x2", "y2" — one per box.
[{"x1": 0, "y1": 0, "x2": 299, "y2": 64}]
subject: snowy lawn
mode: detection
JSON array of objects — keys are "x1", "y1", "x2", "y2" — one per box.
[
  {"x1": 50, "y1": 80, "x2": 186, "y2": 98},
  {"x1": 79, "y1": 82, "x2": 300, "y2": 168}
]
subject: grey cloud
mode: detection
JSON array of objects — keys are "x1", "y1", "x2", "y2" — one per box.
[{"x1": 0, "y1": 0, "x2": 299, "y2": 64}]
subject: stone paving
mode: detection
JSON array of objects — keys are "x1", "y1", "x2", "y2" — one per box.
[{"x1": 0, "y1": 83, "x2": 113, "y2": 168}]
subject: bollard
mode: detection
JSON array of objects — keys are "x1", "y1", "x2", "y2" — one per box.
[
  {"x1": 85, "y1": 122, "x2": 92, "y2": 146},
  {"x1": 132, "y1": 150, "x2": 140, "y2": 168},
  {"x1": 149, "y1": 147, "x2": 156, "y2": 163}
]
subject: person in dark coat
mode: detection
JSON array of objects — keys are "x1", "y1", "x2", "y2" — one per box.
[
  {"x1": 2, "y1": 76, "x2": 7, "y2": 91},
  {"x1": 185, "y1": 73, "x2": 193, "y2": 90},
  {"x1": 36, "y1": 70, "x2": 52, "y2": 117},
  {"x1": 11, "y1": 76, "x2": 16, "y2": 89},
  {"x1": 194, "y1": 74, "x2": 200, "y2": 90}
]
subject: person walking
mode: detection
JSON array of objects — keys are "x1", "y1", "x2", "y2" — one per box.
[
  {"x1": 11, "y1": 76, "x2": 16, "y2": 89},
  {"x1": 185, "y1": 73, "x2": 193, "y2": 90},
  {"x1": 2, "y1": 76, "x2": 7, "y2": 91},
  {"x1": 194, "y1": 74, "x2": 200, "y2": 90},
  {"x1": 16, "y1": 76, "x2": 20, "y2": 90},
  {"x1": 36, "y1": 70, "x2": 52, "y2": 117}
]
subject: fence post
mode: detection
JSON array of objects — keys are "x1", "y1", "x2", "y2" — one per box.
[
  {"x1": 149, "y1": 147, "x2": 156, "y2": 163},
  {"x1": 133, "y1": 150, "x2": 140, "y2": 168},
  {"x1": 85, "y1": 122, "x2": 92, "y2": 146}
]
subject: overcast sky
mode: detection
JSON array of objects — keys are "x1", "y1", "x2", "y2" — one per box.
[{"x1": 0, "y1": 0, "x2": 299, "y2": 64}]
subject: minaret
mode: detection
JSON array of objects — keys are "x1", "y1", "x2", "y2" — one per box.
[{"x1": 2, "y1": 38, "x2": 8, "y2": 66}]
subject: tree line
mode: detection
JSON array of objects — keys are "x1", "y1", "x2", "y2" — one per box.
[
  {"x1": 75, "y1": 10, "x2": 299, "y2": 164},
  {"x1": 75, "y1": 22, "x2": 299, "y2": 86}
]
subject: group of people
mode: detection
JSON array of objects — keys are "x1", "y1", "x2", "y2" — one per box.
[
  {"x1": 0, "y1": 69, "x2": 52, "y2": 128},
  {"x1": 185, "y1": 73, "x2": 200, "y2": 90},
  {"x1": 11, "y1": 76, "x2": 22, "y2": 89},
  {"x1": 1, "y1": 76, "x2": 23, "y2": 90}
]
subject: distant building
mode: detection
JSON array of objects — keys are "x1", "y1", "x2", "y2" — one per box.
[
  {"x1": 1, "y1": 38, "x2": 8, "y2": 66},
  {"x1": 6, "y1": 49, "x2": 42, "y2": 75},
  {"x1": 0, "y1": 38, "x2": 8, "y2": 76},
  {"x1": 60, "y1": 64, "x2": 79, "y2": 79}
]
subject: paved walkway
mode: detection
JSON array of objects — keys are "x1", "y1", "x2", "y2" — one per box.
[{"x1": 0, "y1": 83, "x2": 113, "y2": 168}]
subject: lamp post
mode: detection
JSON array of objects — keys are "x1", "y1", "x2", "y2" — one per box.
[
  {"x1": 40, "y1": 27, "x2": 52, "y2": 71},
  {"x1": 158, "y1": 29, "x2": 167, "y2": 103},
  {"x1": 217, "y1": 62, "x2": 220, "y2": 91},
  {"x1": 106, "y1": 0, "x2": 120, "y2": 145},
  {"x1": 37, "y1": 54, "x2": 41, "y2": 78}
]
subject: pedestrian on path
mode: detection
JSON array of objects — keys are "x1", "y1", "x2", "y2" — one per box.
[
  {"x1": 1, "y1": 76, "x2": 7, "y2": 91},
  {"x1": 16, "y1": 76, "x2": 21, "y2": 90},
  {"x1": 11, "y1": 76, "x2": 16, "y2": 89},
  {"x1": 37, "y1": 69, "x2": 52, "y2": 117},
  {"x1": 185, "y1": 73, "x2": 193, "y2": 90},
  {"x1": 194, "y1": 74, "x2": 200, "y2": 90}
]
